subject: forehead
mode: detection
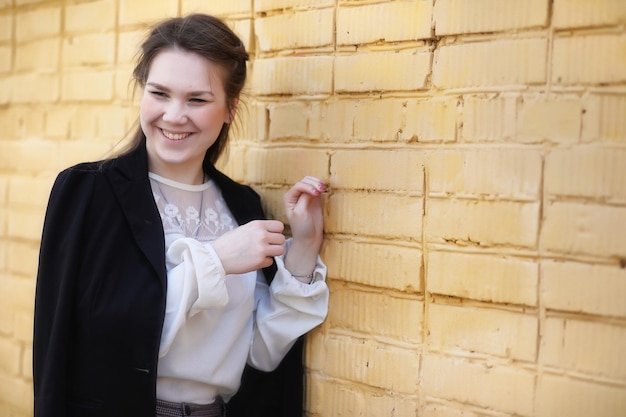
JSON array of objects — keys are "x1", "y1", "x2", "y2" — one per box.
[{"x1": 147, "y1": 49, "x2": 226, "y2": 91}]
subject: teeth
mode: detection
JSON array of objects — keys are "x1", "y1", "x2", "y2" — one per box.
[{"x1": 162, "y1": 130, "x2": 190, "y2": 140}]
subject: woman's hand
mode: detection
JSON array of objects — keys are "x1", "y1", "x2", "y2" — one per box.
[
  {"x1": 282, "y1": 176, "x2": 326, "y2": 278},
  {"x1": 210, "y1": 220, "x2": 286, "y2": 275}
]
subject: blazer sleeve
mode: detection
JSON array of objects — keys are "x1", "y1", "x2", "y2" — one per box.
[{"x1": 33, "y1": 167, "x2": 95, "y2": 417}]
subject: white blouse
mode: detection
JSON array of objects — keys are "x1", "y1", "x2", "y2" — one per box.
[{"x1": 148, "y1": 173, "x2": 329, "y2": 404}]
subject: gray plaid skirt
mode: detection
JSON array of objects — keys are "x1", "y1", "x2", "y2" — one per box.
[{"x1": 156, "y1": 397, "x2": 225, "y2": 417}]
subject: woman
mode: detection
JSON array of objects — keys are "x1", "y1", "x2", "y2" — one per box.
[{"x1": 33, "y1": 14, "x2": 329, "y2": 417}]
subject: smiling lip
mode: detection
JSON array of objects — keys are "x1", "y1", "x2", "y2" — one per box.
[{"x1": 161, "y1": 129, "x2": 191, "y2": 141}]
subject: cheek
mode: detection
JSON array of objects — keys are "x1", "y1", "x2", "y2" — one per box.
[{"x1": 139, "y1": 95, "x2": 160, "y2": 124}]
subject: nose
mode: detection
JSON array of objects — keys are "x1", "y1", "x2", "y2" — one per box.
[{"x1": 162, "y1": 101, "x2": 187, "y2": 124}]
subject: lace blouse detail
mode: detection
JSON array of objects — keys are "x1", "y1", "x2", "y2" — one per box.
[{"x1": 149, "y1": 172, "x2": 236, "y2": 245}]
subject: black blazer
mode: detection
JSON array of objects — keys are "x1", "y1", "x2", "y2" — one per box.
[{"x1": 33, "y1": 142, "x2": 303, "y2": 417}]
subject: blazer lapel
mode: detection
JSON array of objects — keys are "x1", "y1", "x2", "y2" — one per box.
[{"x1": 104, "y1": 144, "x2": 167, "y2": 286}]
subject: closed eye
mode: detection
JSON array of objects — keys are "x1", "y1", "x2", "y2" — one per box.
[{"x1": 149, "y1": 90, "x2": 168, "y2": 98}]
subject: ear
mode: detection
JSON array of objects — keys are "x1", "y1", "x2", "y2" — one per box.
[{"x1": 226, "y1": 97, "x2": 239, "y2": 123}]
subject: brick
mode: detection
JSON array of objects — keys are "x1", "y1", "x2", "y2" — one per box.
[
  {"x1": 541, "y1": 318, "x2": 626, "y2": 380},
  {"x1": 337, "y1": 1, "x2": 432, "y2": 45},
  {"x1": 45, "y1": 108, "x2": 75, "y2": 139},
  {"x1": 7, "y1": 207, "x2": 44, "y2": 241},
  {"x1": 67, "y1": 107, "x2": 98, "y2": 139},
  {"x1": 322, "y1": 239, "x2": 422, "y2": 292},
  {"x1": 517, "y1": 98, "x2": 582, "y2": 143},
  {"x1": 228, "y1": 19, "x2": 253, "y2": 52},
  {"x1": 329, "y1": 284, "x2": 423, "y2": 343},
  {"x1": 0, "y1": 14, "x2": 12, "y2": 42},
  {"x1": 11, "y1": 73, "x2": 59, "y2": 104},
  {"x1": 0, "y1": 80, "x2": 9, "y2": 105},
  {"x1": 236, "y1": 100, "x2": 267, "y2": 142},
  {"x1": 428, "y1": 251, "x2": 538, "y2": 306},
  {"x1": 244, "y1": 147, "x2": 328, "y2": 184},
  {"x1": 62, "y1": 33, "x2": 116, "y2": 67},
  {"x1": 428, "y1": 304, "x2": 538, "y2": 361},
  {"x1": 422, "y1": 354, "x2": 535, "y2": 416},
  {"x1": 330, "y1": 149, "x2": 424, "y2": 192},
  {"x1": 545, "y1": 147, "x2": 626, "y2": 203},
  {"x1": 307, "y1": 378, "x2": 418, "y2": 417},
  {"x1": 320, "y1": 99, "x2": 407, "y2": 142},
  {"x1": 14, "y1": 38, "x2": 59, "y2": 72},
  {"x1": 15, "y1": 7, "x2": 61, "y2": 42},
  {"x1": 255, "y1": 0, "x2": 333, "y2": 12},
  {"x1": 402, "y1": 98, "x2": 458, "y2": 142},
  {"x1": 536, "y1": 374, "x2": 626, "y2": 417},
  {"x1": 327, "y1": 192, "x2": 422, "y2": 240},
  {"x1": 0, "y1": 374, "x2": 32, "y2": 414},
  {"x1": 541, "y1": 202, "x2": 626, "y2": 258},
  {"x1": 335, "y1": 50, "x2": 431, "y2": 92},
  {"x1": 320, "y1": 100, "x2": 357, "y2": 140},
  {"x1": 8, "y1": 242, "x2": 40, "y2": 278},
  {"x1": 58, "y1": 141, "x2": 114, "y2": 169},
  {"x1": 117, "y1": 30, "x2": 147, "y2": 66},
  {"x1": 268, "y1": 101, "x2": 312, "y2": 139},
  {"x1": 21, "y1": 346, "x2": 32, "y2": 380},
  {"x1": 115, "y1": 67, "x2": 139, "y2": 102},
  {"x1": 324, "y1": 336, "x2": 420, "y2": 393},
  {"x1": 0, "y1": 46, "x2": 11, "y2": 74},
  {"x1": 582, "y1": 94, "x2": 626, "y2": 144},
  {"x1": 118, "y1": 0, "x2": 178, "y2": 26},
  {"x1": 182, "y1": 0, "x2": 251, "y2": 16},
  {"x1": 0, "y1": 339, "x2": 20, "y2": 376},
  {"x1": 0, "y1": 276, "x2": 35, "y2": 312},
  {"x1": 13, "y1": 312, "x2": 32, "y2": 343},
  {"x1": 252, "y1": 56, "x2": 333, "y2": 95},
  {"x1": 434, "y1": 0, "x2": 548, "y2": 35},
  {"x1": 96, "y1": 107, "x2": 136, "y2": 139},
  {"x1": 353, "y1": 99, "x2": 404, "y2": 141},
  {"x1": 553, "y1": 34, "x2": 626, "y2": 85},
  {"x1": 256, "y1": 9, "x2": 333, "y2": 51},
  {"x1": 8, "y1": 176, "x2": 53, "y2": 208},
  {"x1": 0, "y1": 140, "x2": 62, "y2": 176},
  {"x1": 434, "y1": 39, "x2": 547, "y2": 89},
  {"x1": 425, "y1": 199, "x2": 540, "y2": 249},
  {"x1": 542, "y1": 261, "x2": 626, "y2": 318},
  {"x1": 463, "y1": 94, "x2": 518, "y2": 142},
  {"x1": 422, "y1": 403, "x2": 485, "y2": 417},
  {"x1": 427, "y1": 149, "x2": 542, "y2": 200},
  {"x1": 0, "y1": 108, "x2": 45, "y2": 139},
  {"x1": 65, "y1": 0, "x2": 116, "y2": 33},
  {"x1": 554, "y1": 0, "x2": 626, "y2": 29},
  {"x1": 0, "y1": 285, "x2": 13, "y2": 334},
  {"x1": 62, "y1": 70, "x2": 115, "y2": 102}
]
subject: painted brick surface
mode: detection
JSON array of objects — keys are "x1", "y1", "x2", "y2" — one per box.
[
  {"x1": 256, "y1": 9, "x2": 334, "y2": 51},
  {"x1": 434, "y1": 0, "x2": 548, "y2": 35},
  {"x1": 1, "y1": 1, "x2": 625, "y2": 416},
  {"x1": 428, "y1": 251, "x2": 538, "y2": 306},
  {"x1": 336, "y1": 1, "x2": 432, "y2": 45},
  {"x1": 434, "y1": 38, "x2": 547, "y2": 89}
]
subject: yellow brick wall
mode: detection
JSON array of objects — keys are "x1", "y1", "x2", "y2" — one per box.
[{"x1": 1, "y1": 0, "x2": 625, "y2": 416}]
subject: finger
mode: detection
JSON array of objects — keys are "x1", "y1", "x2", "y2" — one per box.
[{"x1": 262, "y1": 219, "x2": 285, "y2": 233}]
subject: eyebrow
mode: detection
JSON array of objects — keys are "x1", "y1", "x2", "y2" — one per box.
[{"x1": 146, "y1": 82, "x2": 215, "y2": 97}]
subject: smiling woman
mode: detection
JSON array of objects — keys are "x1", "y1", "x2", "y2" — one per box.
[
  {"x1": 141, "y1": 49, "x2": 233, "y2": 185},
  {"x1": 33, "y1": 13, "x2": 329, "y2": 417}
]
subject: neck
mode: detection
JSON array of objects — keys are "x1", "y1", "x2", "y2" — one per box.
[{"x1": 148, "y1": 163, "x2": 205, "y2": 185}]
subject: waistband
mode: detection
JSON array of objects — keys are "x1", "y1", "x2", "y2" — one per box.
[{"x1": 156, "y1": 397, "x2": 225, "y2": 417}]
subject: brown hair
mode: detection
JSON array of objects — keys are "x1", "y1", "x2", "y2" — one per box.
[{"x1": 117, "y1": 14, "x2": 249, "y2": 164}]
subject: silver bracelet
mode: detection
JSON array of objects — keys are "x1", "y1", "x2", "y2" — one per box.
[{"x1": 292, "y1": 273, "x2": 314, "y2": 280}]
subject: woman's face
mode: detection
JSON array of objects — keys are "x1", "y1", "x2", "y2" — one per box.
[{"x1": 140, "y1": 48, "x2": 232, "y2": 184}]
